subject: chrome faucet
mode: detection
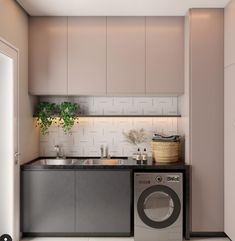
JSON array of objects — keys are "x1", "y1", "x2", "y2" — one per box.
[
  {"x1": 100, "y1": 145, "x2": 110, "y2": 159},
  {"x1": 100, "y1": 145, "x2": 104, "y2": 159},
  {"x1": 54, "y1": 145, "x2": 60, "y2": 159},
  {"x1": 105, "y1": 145, "x2": 111, "y2": 159}
]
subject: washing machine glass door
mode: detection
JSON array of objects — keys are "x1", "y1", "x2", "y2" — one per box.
[
  {"x1": 144, "y1": 191, "x2": 174, "y2": 222},
  {"x1": 137, "y1": 185, "x2": 181, "y2": 229}
]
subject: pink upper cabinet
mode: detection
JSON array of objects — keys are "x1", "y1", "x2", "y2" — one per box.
[
  {"x1": 146, "y1": 17, "x2": 184, "y2": 96},
  {"x1": 29, "y1": 17, "x2": 68, "y2": 95},
  {"x1": 68, "y1": 17, "x2": 107, "y2": 95},
  {"x1": 107, "y1": 17, "x2": 145, "y2": 95}
]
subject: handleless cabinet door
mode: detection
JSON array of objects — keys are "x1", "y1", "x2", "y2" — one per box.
[
  {"x1": 29, "y1": 17, "x2": 68, "y2": 95},
  {"x1": 75, "y1": 170, "x2": 131, "y2": 234},
  {"x1": 146, "y1": 17, "x2": 184, "y2": 95},
  {"x1": 190, "y1": 9, "x2": 224, "y2": 232},
  {"x1": 107, "y1": 17, "x2": 145, "y2": 95},
  {"x1": 21, "y1": 170, "x2": 75, "y2": 233},
  {"x1": 68, "y1": 17, "x2": 106, "y2": 95}
]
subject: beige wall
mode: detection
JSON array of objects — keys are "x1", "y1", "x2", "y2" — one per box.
[
  {"x1": 224, "y1": 0, "x2": 235, "y2": 240},
  {"x1": 0, "y1": 0, "x2": 39, "y2": 164}
]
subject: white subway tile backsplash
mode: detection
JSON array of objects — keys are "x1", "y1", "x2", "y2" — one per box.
[{"x1": 39, "y1": 97, "x2": 179, "y2": 157}]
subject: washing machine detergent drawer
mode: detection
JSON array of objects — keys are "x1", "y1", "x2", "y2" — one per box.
[{"x1": 134, "y1": 173, "x2": 183, "y2": 241}]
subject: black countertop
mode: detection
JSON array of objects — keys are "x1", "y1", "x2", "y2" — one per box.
[{"x1": 21, "y1": 157, "x2": 189, "y2": 171}]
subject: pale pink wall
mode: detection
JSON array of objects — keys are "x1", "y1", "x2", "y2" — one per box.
[
  {"x1": 0, "y1": 0, "x2": 39, "y2": 164},
  {"x1": 224, "y1": 0, "x2": 235, "y2": 239}
]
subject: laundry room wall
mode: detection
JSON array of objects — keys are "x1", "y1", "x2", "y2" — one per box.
[
  {"x1": 0, "y1": 0, "x2": 39, "y2": 164},
  {"x1": 39, "y1": 96, "x2": 180, "y2": 157}
]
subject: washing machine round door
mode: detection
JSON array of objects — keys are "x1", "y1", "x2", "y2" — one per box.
[{"x1": 137, "y1": 185, "x2": 181, "y2": 229}]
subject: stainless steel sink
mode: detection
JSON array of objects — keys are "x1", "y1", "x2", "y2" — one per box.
[
  {"x1": 83, "y1": 159, "x2": 125, "y2": 165},
  {"x1": 38, "y1": 159, "x2": 77, "y2": 165}
]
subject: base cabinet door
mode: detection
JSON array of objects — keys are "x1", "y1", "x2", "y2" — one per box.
[
  {"x1": 75, "y1": 170, "x2": 131, "y2": 235},
  {"x1": 21, "y1": 170, "x2": 75, "y2": 233}
]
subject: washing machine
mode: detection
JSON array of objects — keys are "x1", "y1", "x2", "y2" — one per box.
[{"x1": 134, "y1": 173, "x2": 183, "y2": 241}]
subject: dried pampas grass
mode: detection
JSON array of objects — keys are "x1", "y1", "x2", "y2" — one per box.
[{"x1": 123, "y1": 128, "x2": 147, "y2": 146}]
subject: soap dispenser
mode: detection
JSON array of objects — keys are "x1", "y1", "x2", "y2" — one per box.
[
  {"x1": 142, "y1": 148, "x2": 148, "y2": 164},
  {"x1": 136, "y1": 148, "x2": 141, "y2": 164}
]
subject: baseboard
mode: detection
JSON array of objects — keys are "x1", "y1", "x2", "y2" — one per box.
[
  {"x1": 224, "y1": 233, "x2": 232, "y2": 241},
  {"x1": 190, "y1": 232, "x2": 228, "y2": 238},
  {"x1": 22, "y1": 232, "x2": 132, "y2": 237}
]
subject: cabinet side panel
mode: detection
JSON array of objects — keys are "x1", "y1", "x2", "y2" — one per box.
[
  {"x1": 224, "y1": 0, "x2": 235, "y2": 67},
  {"x1": 225, "y1": 0, "x2": 235, "y2": 239},
  {"x1": 224, "y1": 66, "x2": 235, "y2": 239}
]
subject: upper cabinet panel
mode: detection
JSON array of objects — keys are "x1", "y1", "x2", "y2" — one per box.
[
  {"x1": 146, "y1": 17, "x2": 184, "y2": 95},
  {"x1": 29, "y1": 17, "x2": 68, "y2": 95},
  {"x1": 68, "y1": 17, "x2": 107, "y2": 95},
  {"x1": 107, "y1": 17, "x2": 145, "y2": 95},
  {"x1": 29, "y1": 16, "x2": 184, "y2": 96}
]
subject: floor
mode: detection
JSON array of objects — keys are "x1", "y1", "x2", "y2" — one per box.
[{"x1": 21, "y1": 238, "x2": 230, "y2": 241}]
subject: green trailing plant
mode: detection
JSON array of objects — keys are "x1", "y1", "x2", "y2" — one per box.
[
  {"x1": 35, "y1": 102, "x2": 56, "y2": 135},
  {"x1": 58, "y1": 102, "x2": 80, "y2": 135}
]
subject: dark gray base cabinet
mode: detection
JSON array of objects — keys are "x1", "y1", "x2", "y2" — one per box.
[
  {"x1": 76, "y1": 170, "x2": 131, "y2": 234},
  {"x1": 21, "y1": 170, "x2": 75, "y2": 233},
  {"x1": 21, "y1": 169, "x2": 131, "y2": 236}
]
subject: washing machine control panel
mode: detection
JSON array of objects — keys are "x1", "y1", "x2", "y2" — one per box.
[
  {"x1": 155, "y1": 175, "x2": 181, "y2": 183},
  {"x1": 167, "y1": 175, "x2": 180, "y2": 182},
  {"x1": 155, "y1": 176, "x2": 163, "y2": 183}
]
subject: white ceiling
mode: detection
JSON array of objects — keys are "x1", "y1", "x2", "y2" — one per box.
[{"x1": 16, "y1": 0, "x2": 230, "y2": 16}]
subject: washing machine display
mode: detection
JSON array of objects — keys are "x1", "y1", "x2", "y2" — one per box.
[{"x1": 134, "y1": 173, "x2": 183, "y2": 241}]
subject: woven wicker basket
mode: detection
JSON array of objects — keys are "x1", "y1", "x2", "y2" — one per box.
[{"x1": 151, "y1": 141, "x2": 180, "y2": 163}]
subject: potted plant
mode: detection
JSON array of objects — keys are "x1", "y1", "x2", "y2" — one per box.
[
  {"x1": 58, "y1": 102, "x2": 80, "y2": 135},
  {"x1": 35, "y1": 102, "x2": 56, "y2": 135},
  {"x1": 123, "y1": 128, "x2": 147, "y2": 160}
]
